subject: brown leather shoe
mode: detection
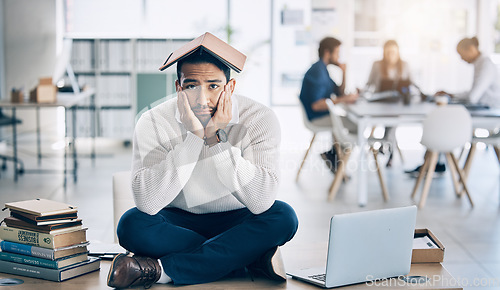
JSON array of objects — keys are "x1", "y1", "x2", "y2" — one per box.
[
  {"x1": 247, "y1": 246, "x2": 286, "y2": 282},
  {"x1": 107, "y1": 253, "x2": 161, "y2": 289}
]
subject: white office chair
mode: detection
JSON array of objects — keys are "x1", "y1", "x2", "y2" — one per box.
[
  {"x1": 411, "y1": 105, "x2": 473, "y2": 208},
  {"x1": 462, "y1": 131, "x2": 500, "y2": 174},
  {"x1": 325, "y1": 98, "x2": 389, "y2": 201},
  {"x1": 112, "y1": 171, "x2": 135, "y2": 242},
  {"x1": 456, "y1": 130, "x2": 500, "y2": 196},
  {"x1": 295, "y1": 104, "x2": 332, "y2": 181}
]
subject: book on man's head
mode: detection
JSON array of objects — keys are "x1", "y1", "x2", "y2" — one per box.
[
  {"x1": 3, "y1": 216, "x2": 82, "y2": 234},
  {"x1": 159, "y1": 32, "x2": 247, "y2": 73},
  {"x1": 5, "y1": 199, "x2": 77, "y2": 216},
  {"x1": 0, "y1": 257, "x2": 100, "y2": 282},
  {"x1": 0, "y1": 226, "x2": 87, "y2": 249}
]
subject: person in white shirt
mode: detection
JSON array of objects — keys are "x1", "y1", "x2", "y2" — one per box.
[
  {"x1": 107, "y1": 34, "x2": 298, "y2": 288},
  {"x1": 407, "y1": 36, "x2": 500, "y2": 177},
  {"x1": 436, "y1": 36, "x2": 500, "y2": 108}
]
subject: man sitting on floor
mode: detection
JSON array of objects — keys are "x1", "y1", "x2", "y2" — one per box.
[{"x1": 107, "y1": 32, "x2": 298, "y2": 288}]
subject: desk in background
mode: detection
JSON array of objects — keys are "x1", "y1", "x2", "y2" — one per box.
[
  {"x1": 0, "y1": 89, "x2": 96, "y2": 186},
  {"x1": 344, "y1": 100, "x2": 500, "y2": 207}
]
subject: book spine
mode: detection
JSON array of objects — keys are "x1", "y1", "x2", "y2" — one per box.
[
  {"x1": 0, "y1": 252, "x2": 58, "y2": 269},
  {"x1": 0, "y1": 227, "x2": 55, "y2": 249},
  {"x1": 0, "y1": 241, "x2": 55, "y2": 260},
  {"x1": 0, "y1": 260, "x2": 60, "y2": 281}
]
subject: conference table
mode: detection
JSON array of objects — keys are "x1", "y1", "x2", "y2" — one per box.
[{"x1": 343, "y1": 100, "x2": 500, "y2": 207}]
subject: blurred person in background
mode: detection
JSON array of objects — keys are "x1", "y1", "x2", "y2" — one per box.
[
  {"x1": 365, "y1": 40, "x2": 412, "y2": 167},
  {"x1": 406, "y1": 36, "x2": 500, "y2": 177},
  {"x1": 299, "y1": 37, "x2": 359, "y2": 174}
]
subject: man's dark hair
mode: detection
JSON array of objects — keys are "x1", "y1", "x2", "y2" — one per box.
[
  {"x1": 177, "y1": 49, "x2": 231, "y2": 83},
  {"x1": 318, "y1": 37, "x2": 342, "y2": 58}
]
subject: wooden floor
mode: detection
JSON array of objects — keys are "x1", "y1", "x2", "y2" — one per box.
[
  {"x1": 0, "y1": 106, "x2": 499, "y2": 289},
  {"x1": 0, "y1": 259, "x2": 463, "y2": 289}
]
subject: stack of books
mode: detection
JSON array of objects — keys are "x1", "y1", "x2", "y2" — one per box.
[{"x1": 0, "y1": 199, "x2": 100, "y2": 282}]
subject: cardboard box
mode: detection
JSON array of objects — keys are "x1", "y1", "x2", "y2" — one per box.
[
  {"x1": 411, "y1": 228, "x2": 445, "y2": 263},
  {"x1": 36, "y1": 77, "x2": 57, "y2": 103},
  {"x1": 10, "y1": 89, "x2": 24, "y2": 103},
  {"x1": 29, "y1": 88, "x2": 37, "y2": 103}
]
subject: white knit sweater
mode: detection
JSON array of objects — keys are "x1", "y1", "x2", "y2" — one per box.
[{"x1": 131, "y1": 94, "x2": 281, "y2": 215}]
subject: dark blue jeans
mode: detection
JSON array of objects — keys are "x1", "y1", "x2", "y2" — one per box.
[{"x1": 117, "y1": 200, "x2": 298, "y2": 285}]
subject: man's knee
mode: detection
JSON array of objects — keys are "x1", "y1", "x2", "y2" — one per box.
[
  {"x1": 117, "y1": 207, "x2": 160, "y2": 248},
  {"x1": 266, "y1": 201, "x2": 299, "y2": 240}
]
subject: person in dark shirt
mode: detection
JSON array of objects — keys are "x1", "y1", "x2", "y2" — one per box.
[{"x1": 299, "y1": 37, "x2": 358, "y2": 173}]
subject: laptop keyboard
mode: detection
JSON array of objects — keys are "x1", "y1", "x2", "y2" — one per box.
[{"x1": 309, "y1": 273, "x2": 326, "y2": 282}]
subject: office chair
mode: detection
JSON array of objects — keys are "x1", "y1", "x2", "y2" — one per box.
[
  {"x1": 463, "y1": 130, "x2": 500, "y2": 173},
  {"x1": 455, "y1": 130, "x2": 500, "y2": 197},
  {"x1": 296, "y1": 104, "x2": 332, "y2": 182},
  {"x1": 0, "y1": 108, "x2": 24, "y2": 177},
  {"x1": 411, "y1": 105, "x2": 473, "y2": 208},
  {"x1": 324, "y1": 99, "x2": 389, "y2": 201}
]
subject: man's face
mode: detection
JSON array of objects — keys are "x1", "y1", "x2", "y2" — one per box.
[
  {"x1": 176, "y1": 62, "x2": 229, "y2": 126},
  {"x1": 328, "y1": 46, "x2": 340, "y2": 65}
]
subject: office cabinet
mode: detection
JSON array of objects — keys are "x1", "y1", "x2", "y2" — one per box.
[{"x1": 68, "y1": 37, "x2": 190, "y2": 140}]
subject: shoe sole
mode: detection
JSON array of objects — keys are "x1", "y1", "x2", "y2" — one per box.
[{"x1": 107, "y1": 253, "x2": 127, "y2": 287}]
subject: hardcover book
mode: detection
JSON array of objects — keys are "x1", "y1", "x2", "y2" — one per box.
[
  {"x1": 0, "y1": 251, "x2": 88, "y2": 269},
  {"x1": 0, "y1": 226, "x2": 87, "y2": 249},
  {"x1": 0, "y1": 241, "x2": 89, "y2": 260},
  {"x1": 5, "y1": 199, "x2": 77, "y2": 216},
  {"x1": 0, "y1": 257, "x2": 100, "y2": 282},
  {"x1": 3, "y1": 216, "x2": 82, "y2": 234},
  {"x1": 11, "y1": 210, "x2": 78, "y2": 225},
  {"x1": 159, "y1": 32, "x2": 247, "y2": 73}
]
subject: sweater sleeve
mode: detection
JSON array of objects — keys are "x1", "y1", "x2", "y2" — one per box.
[
  {"x1": 468, "y1": 58, "x2": 496, "y2": 104},
  {"x1": 131, "y1": 112, "x2": 204, "y2": 215},
  {"x1": 206, "y1": 109, "x2": 281, "y2": 214}
]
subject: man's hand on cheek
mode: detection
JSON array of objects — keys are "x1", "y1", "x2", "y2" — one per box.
[
  {"x1": 205, "y1": 84, "x2": 232, "y2": 139},
  {"x1": 177, "y1": 90, "x2": 204, "y2": 139}
]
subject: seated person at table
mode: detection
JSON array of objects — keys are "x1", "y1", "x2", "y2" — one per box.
[
  {"x1": 435, "y1": 36, "x2": 500, "y2": 108},
  {"x1": 107, "y1": 33, "x2": 298, "y2": 288},
  {"x1": 365, "y1": 40, "x2": 412, "y2": 167},
  {"x1": 406, "y1": 36, "x2": 500, "y2": 177},
  {"x1": 299, "y1": 37, "x2": 358, "y2": 173},
  {"x1": 365, "y1": 40, "x2": 412, "y2": 94}
]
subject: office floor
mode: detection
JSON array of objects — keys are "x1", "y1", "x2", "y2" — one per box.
[{"x1": 0, "y1": 106, "x2": 499, "y2": 289}]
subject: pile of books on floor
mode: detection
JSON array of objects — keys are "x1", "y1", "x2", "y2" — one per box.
[{"x1": 0, "y1": 198, "x2": 100, "y2": 282}]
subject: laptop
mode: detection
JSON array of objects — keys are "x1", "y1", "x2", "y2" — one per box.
[
  {"x1": 287, "y1": 206, "x2": 417, "y2": 288},
  {"x1": 379, "y1": 79, "x2": 412, "y2": 93},
  {"x1": 361, "y1": 79, "x2": 412, "y2": 103},
  {"x1": 448, "y1": 99, "x2": 490, "y2": 110},
  {"x1": 362, "y1": 90, "x2": 400, "y2": 102}
]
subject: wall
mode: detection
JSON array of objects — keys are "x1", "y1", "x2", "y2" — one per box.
[
  {"x1": 65, "y1": 0, "x2": 272, "y2": 107},
  {"x1": 3, "y1": 0, "x2": 57, "y2": 134}
]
